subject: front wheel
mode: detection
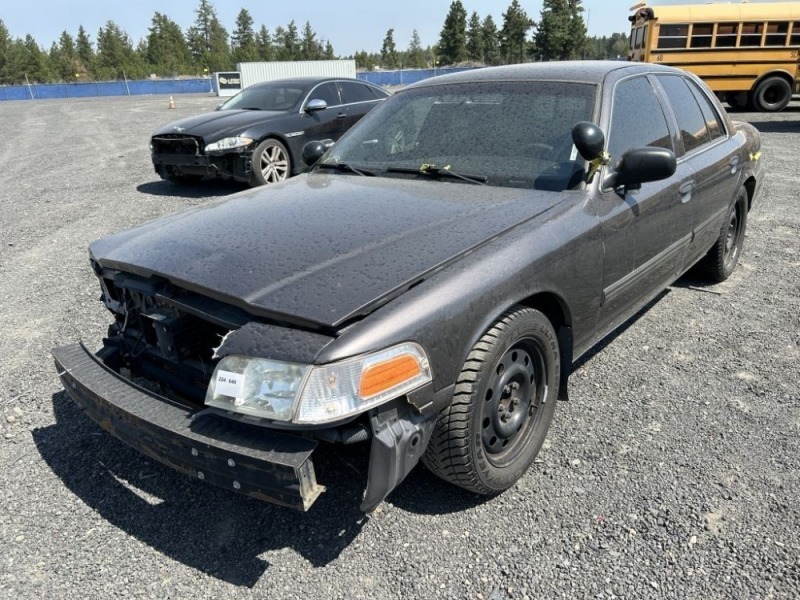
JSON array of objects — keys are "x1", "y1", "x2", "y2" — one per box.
[
  {"x1": 250, "y1": 138, "x2": 291, "y2": 187},
  {"x1": 752, "y1": 77, "x2": 792, "y2": 112},
  {"x1": 699, "y1": 186, "x2": 748, "y2": 282},
  {"x1": 422, "y1": 306, "x2": 559, "y2": 495}
]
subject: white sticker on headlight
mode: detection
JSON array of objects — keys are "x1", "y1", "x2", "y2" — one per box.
[{"x1": 215, "y1": 370, "x2": 245, "y2": 400}]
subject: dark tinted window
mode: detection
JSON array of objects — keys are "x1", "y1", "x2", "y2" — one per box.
[
  {"x1": 339, "y1": 82, "x2": 380, "y2": 104},
  {"x1": 658, "y1": 24, "x2": 688, "y2": 49},
  {"x1": 308, "y1": 82, "x2": 340, "y2": 106},
  {"x1": 765, "y1": 22, "x2": 789, "y2": 46},
  {"x1": 690, "y1": 23, "x2": 713, "y2": 48},
  {"x1": 686, "y1": 79, "x2": 725, "y2": 140},
  {"x1": 740, "y1": 22, "x2": 764, "y2": 46},
  {"x1": 792, "y1": 22, "x2": 800, "y2": 45},
  {"x1": 657, "y1": 75, "x2": 710, "y2": 153},
  {"x1": 715, "y1": 23, "x2": 738, "y2": 47},
  {"x1": 608, "y1": 77, "x2": 672, "y2": 161}
]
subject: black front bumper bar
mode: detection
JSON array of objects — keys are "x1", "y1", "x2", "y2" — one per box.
[{"x1": 52, "y1": 343, "x2": 325, "y2": 511}]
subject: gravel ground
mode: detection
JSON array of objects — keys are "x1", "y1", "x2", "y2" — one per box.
[{"x1": 0, "y1": 94, "x2": 798, "y2": 600}]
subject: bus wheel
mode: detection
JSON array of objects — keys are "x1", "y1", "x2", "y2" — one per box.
[{"x1": 753, "y1": 77, "x2": 792, "y2": 112}]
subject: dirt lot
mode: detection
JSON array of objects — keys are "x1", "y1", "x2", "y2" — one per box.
[{"x1": 0, "y1": 94, "x2": 798, "y2": 599}]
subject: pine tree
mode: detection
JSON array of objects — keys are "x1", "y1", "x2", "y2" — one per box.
[
  {"x1": 146, "y1": 13, "x2": 191, "y2": 76},
  {"x1": 438, "y1": 1, "x2": 468, "y2": 65},
  {"x1": 231, "y1": 9, "x2": 258, "y2": 64},
  {"x1": 187, "y1": 0, "x2": 231, "y2": 73},
  {"x1": 76, "y1": 26, "x2": 95, "y2": 77},
  {"x1": 256, "y1": 25, "x2": 273, "y2": 61},
  {"x1": 380, "y1": 29, "x2": 398, "y2": 68},
  {"x1": 95, "y1": 21, "x2": 145, "y2": 80},
  {"x1": 466, "y1": 11, "x2": 484, "y2": 63},
  {"x1": 0, "y1": 20, "x2": 10, "y2": 82},
  {"x1": 482, "y1": 15, "x2": 501, "y2": 66},
  {"x1": 406, "y1": 30, "x2": 426, "y2": 68},
  {"x1": 299, "y1": 21, "x2": 321, "y2": 60},
  {"x1": 534, "y1": 0, "x2": 587, "y2": 61},
  {"x1": 500, "y1": 0, "x2": 534, "y2": 64}
]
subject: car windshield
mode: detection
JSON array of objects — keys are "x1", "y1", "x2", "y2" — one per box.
[
  {"x1": 321, "y1": 80, "x2": 597, "y2": 191},
  {"x1": 220, "y1": 83, "x2": 308, "y2": 112}
]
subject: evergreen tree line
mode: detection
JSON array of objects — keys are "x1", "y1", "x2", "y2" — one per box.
[{"x1": 0, "y1": 0, "x2": 628, "y2": 85}]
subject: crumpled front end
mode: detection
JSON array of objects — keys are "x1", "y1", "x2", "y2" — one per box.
[
  {"x1": 53, "y1": 265, "x2": 438, "y2": 511},
  {"x1": 150, "y1": 134, "x2": 253, "y2": 182}
]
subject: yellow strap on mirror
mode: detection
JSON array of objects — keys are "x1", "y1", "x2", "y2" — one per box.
[{"x1": 587, "y1": 151, "x2": 611, "y2": 182}]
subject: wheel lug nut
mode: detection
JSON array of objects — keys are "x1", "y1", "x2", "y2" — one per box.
[
  {"x1": 511, "y1": 382, "x2": 520, "y2": 391},
  {"x1": 503, "y1": 385, "x2": 511, "y2": 396},
  {"x1": 512, "y1": 398, "x2": 520, "y2": 407}
]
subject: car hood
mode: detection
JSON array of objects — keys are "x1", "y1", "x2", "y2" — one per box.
[
  {"x1": 152, "y1": 109, "x2": 287, "y2": 141},
  {"x1": 90, "y1": 174, "x2": 566, "y2": 328}
]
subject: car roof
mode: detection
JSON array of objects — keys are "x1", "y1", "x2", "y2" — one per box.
[
  {"x1": 408, "y1": 60, "x2": 685, "y2": 87},
  {"x1": 248, "y1": 77, "x2": 370, "y2": 89}
]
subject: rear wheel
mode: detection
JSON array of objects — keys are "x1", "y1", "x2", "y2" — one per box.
[
  {"x1": 422, "y1": 306, "x2": 559, "y2": 494},
  {"x1": 752, "y1": 77, "x2": 792, "y2": 112},
  {"x1": 699, "y1": 186, "x2": 748, "y2": 282},
  {"x1": 250, "y1": 138, "x2": 291, "y2": 187}
]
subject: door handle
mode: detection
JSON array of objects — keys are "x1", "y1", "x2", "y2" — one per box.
[
  {"x1": 337, "y1": 113, "x2": 347, "y2": 119},
  {"x1": 729, "y1": 156, "x2": 740, "y2": 174},
  {"x1": 679, "y1": 181, "x2": 695, "y2": 204}
]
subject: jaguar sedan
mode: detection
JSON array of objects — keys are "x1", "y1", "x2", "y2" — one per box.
[
  {"x1": 55, "y1": 62, "x2": 763, "y2": 512},
  {"x1": 150, "y1": 77, "x2": 389, "y2": 187}
]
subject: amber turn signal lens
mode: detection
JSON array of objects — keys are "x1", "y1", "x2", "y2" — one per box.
[{"x1": 359, "y1": 354, "x2": 422, "y2": 399}]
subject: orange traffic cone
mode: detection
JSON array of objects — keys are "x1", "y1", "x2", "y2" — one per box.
[{"x1": 168, "y1": 96, "x2": 176, "y2": 109}]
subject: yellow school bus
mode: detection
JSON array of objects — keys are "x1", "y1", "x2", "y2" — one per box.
[{"x1": 628, "y1": 2, "x2": 800, "y2": 111}]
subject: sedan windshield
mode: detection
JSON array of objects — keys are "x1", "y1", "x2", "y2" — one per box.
[
  {"x1": 322, "y1": 81, "x2": 597, "y2": 191},
  {"x1": 220, "y1": 83, "x2": 308, "y2": 112}
]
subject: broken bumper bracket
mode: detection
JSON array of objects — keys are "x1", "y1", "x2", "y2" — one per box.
[{"x1": 52, "y1": 343, "x2": 325, "y2": 511}]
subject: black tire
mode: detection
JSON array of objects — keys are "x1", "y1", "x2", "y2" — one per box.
[
  {"x1": 422, "y1": 306, "x2": 559, "y2": 494},
  {"x1": 250, "y1": 138, "x2": 291, "y2": 187},
  {"x1": 752, "y1": 76, "x2": 792, "y2": 112},
  {"x1": 700, "y1": 186, "x2": 748, "y2": 282}
]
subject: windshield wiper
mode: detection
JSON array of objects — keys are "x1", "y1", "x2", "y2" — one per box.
[
  {"x1": 316, "y1": 162, "x2": 375, "y2": 176},
  {"x1": 386, "y1": 163, "x2": 487, "y2": 185}
]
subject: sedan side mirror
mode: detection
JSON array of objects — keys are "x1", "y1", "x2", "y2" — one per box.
[
  {"x1": 305, "y1": 99, "x2": 328, "y2": 113},
  {"x1": 608, "y1": 147, "x2": 677, "y2": 192},
  {"x1": 302, "y1": 141, "x2": 328, "y2": 167},
  {"x1": 571, "y1": 121, "x2": 605, "y2": 161}
]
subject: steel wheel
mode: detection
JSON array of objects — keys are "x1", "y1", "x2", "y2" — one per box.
[
  {"x1": 700, "y1": 186, "x2": 748, "y2": 282},
  {"x1": 422, "y1": 306, "x2": 559, "y2": 495},
  {"x1": 250, "y1": 139, "x2": 291, "y2": 187},
  {"x1": 481, "y1": 338, "x2": 549, "y2": 468}
]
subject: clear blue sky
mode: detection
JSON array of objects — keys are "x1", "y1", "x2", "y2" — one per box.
[{"x1": 0, "y1": 0, "x2": 787, "y2": 56}]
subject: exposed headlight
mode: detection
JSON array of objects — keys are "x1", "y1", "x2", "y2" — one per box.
[
  {"x1": 204, "y1": 136, "x2": 254, "y2": 153},
  {"x1": 205, "y1": 343, "x2": 432, "y2": 425}
]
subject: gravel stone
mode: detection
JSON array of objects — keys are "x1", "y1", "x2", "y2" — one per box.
[{"x1": 0, "y1": 95, "x2": 798, "y2": 599}]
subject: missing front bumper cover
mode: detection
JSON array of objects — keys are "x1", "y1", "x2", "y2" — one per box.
[{"x1": 52, "y1": 343, "x2": 324, "y2": 511}]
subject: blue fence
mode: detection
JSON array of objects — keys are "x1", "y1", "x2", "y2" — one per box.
[
  {"x1": 0, "y1": 78, "x2": 215, "y2": 102},
  {"x1": 0, "y1": 68, "x2": 478, "y2": 102},
  {"x1": 357, "y1": 67, "x2": 478, "y2": 87}
]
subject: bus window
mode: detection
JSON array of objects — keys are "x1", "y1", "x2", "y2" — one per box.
[
  {"x1": 740, "y1": 23, "x2": 764, "y2": 46},
  {"x1": 658, "y1": 24, "x2": 689, "y2": 49},
  {"x1": 690, "y1": 23, "x2": 714, "y2": 48},
  {"x1": 715, "y1": 23, "x2": 738, "y2": 47},
  {"x1": 634, "y1": 26, "x2": 644, "y2": 49},
  {"x1": 765, "y1": 22, "x2": 789, "y2": 46},
  {"x1": 791, "y1": 22, "x2": 800, "y2": 45}
]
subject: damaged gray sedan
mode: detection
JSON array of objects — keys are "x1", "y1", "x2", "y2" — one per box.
[{"x1": 54, "y1": 62, "x2": 764, "y2": 512}]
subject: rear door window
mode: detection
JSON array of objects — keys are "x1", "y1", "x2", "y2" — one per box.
[{"x1": 656, "y1": 75, "x2": 711, "y2": 154}]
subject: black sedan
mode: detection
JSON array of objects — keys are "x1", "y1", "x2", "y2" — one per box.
[
  {"x1": 150, "y1": 77, "x2": 389, "y2": 187},
  {"x1": 55, "y1": 62, "x2": 763, "y2": 512}
]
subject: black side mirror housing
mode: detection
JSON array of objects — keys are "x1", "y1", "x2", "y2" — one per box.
[
  {"x1": 608, "y1": 147, "x2": 677, "y2": 191},
  {"x1": 302, "y1": 141, "x2": 328, "y2": 167},
  {"x1": 571, "y1": 121, "x2": 605, "y2": 161}
]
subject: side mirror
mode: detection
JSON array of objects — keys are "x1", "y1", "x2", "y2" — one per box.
[
  {"x1": 302, "y1": 141, "x2": 328, "y2": 167},
  {"x1": 609, "y1": 147, "x2": 677, "y2": 191},
  {"x1": 305, "y1": 99, "x2": 327, "y2": 113},
  {"x1": 571, "y1": 121, "x2": 605, "y2": 161}
]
